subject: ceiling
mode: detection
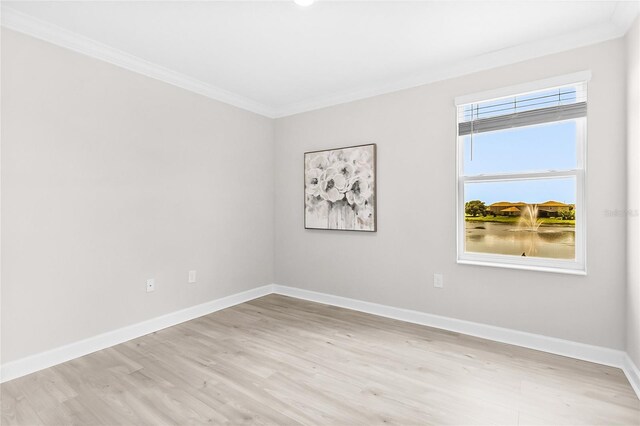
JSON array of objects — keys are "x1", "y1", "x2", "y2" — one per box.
[{"x1": 2, "y1": 1, "x2": 638, "y2": 117}]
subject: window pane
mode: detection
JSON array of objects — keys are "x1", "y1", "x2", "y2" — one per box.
[
  {"x1": 464, "y1": 178, "x2": 576, "y2": 260},
  {"x1": 462, "y1": 120, "x2": 577, "y2": 175}
]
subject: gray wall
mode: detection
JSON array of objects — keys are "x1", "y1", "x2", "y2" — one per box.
[
  {"x1": 1, "y1": 29, "x2": 275, "y2": 363},
  {"x1": 274, "y1": 38, "x2": 628, "y2": 350},
  {"x1": 2, "y1": 26, "x2": 635, "y2": 364},
  {"x1": 627, "y1": 17, "x2": 640, "y2": 366}
]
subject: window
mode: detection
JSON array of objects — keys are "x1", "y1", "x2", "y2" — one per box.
[{"x1": 456, "y1": 72, "x2": 589, "y2": 274}]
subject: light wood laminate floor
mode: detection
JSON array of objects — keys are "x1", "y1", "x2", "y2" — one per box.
[{"x1": 1, "y1": 294, "x2": 639, "y2": 425}]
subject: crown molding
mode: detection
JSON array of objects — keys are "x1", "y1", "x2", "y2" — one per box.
[
  {"x1": 611, "y1": 1, "x2": 640, "y2": 31},
  {"x1": 0, "y1": 6, "x2": 278, "y2": 118},
  {"x1": 272, "y1": 17, "x2": 634, "y2": 117},
  {"x1": 2, "y1": 3, "x2": 637, "y2": 119}
]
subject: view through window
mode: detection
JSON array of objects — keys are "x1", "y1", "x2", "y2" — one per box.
[{"x1": 457, "y1": 80, "x2": 586, "y2": 272}]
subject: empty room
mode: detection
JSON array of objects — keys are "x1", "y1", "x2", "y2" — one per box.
[{"x1": 2, "y1": 0, "x2": 640, "y2": 424}]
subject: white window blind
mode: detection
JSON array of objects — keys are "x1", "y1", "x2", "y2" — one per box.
[{"x1": 458, "y1": 84, "x2": 587, "y2": 136}]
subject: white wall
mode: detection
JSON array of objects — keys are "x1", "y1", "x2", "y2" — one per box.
[
  {"x1": 627, "y1": 17, "x2": 640, "y2": 367},
  {"x1": 1, "y1": 29, "x2": 274, "y2": 363},
  {"x1": 274, "y1": 38, "x2": 628, "y2": 350}
]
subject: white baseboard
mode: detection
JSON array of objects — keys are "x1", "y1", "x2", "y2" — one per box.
[
  {"x1": 271, "y1": 285, "x2": 634, "y2": 386},
  {"x1": 0, "y1": 284, "x2": 274, "y2": 383},
  {"x1": 623, "y1": 354, "x2": 640, "y2": 399},
  {"x1": 3, "y1": 282, "x2": 638, "y2": 401}
]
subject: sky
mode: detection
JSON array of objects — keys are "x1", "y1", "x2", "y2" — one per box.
[{"x1": 463, "y1": 120, "x2": 577, "y2": 205}]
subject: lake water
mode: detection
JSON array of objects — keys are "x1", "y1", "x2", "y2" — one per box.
[{"x1": 465, "y1": 221, "x2": 575, "y2": 259}]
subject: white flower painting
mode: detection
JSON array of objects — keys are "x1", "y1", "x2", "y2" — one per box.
[{"x1": 304, "y1": 144, "x2": 376, "y2": 231}]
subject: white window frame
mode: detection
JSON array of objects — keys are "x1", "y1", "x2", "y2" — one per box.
[{"x1": 455, "y1": 72, "x2": 590, "y2": 275}]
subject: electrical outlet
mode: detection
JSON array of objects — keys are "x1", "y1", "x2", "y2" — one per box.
[
  {"x1": 146, "y1": 278, "x2": 155, "y2": 292},
  {"x1": 188, "y1": 270, "x2": 197, "y2": 284},
  {"x1": 434, "y1": 273, "x2": 443, "y2": 288}
]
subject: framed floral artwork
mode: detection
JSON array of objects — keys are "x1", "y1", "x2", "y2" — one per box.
[{"x1": 304, "y1": 144, "x2": 376, "y2": 232}]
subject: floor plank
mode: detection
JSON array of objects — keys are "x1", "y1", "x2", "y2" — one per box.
[{"x1": 1, "y1": 294, "x2": 639, "y2": 425}]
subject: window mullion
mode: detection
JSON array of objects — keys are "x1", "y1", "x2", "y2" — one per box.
[{"x1": 461, "y1": 170, "x2": 578, "y2": 183}]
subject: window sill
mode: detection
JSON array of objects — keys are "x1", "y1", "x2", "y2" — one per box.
[{"x1": 457, "y1": 258, "x2": 587, "y2": 276}]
